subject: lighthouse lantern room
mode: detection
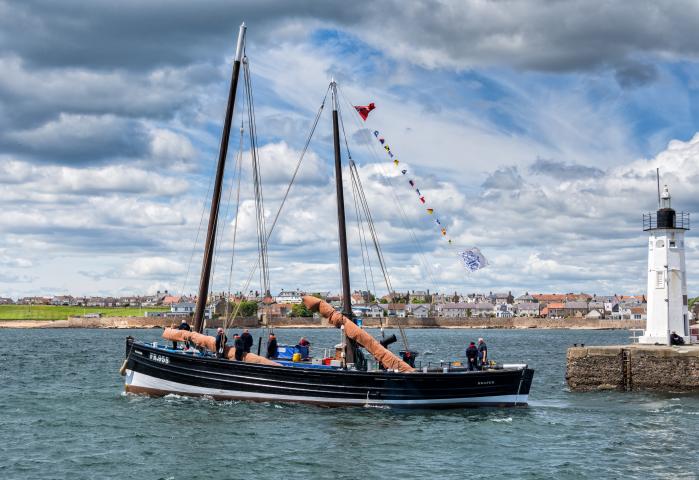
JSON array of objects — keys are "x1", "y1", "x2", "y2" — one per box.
[{"x1": 640, "y1": 185, "x2": 691, "y2": 345}]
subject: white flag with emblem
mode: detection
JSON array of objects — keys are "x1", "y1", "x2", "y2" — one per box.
[{"x1": 459, "y1": 247, "x2": 488, "y2": 272}]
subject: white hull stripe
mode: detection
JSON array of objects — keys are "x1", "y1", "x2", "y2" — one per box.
[{"x1": 125, "y1": 370, "x2": 528, "y2": 406}]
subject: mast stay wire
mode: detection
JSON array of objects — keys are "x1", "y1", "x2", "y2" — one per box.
[
  {"x1": 336, "y1": 97, "x2": 376, "y2": 298},
  {"x1": 337, "y1": 96, "x2": 410, "y2": 350},
  {"x1": 223, "y1": 85, "x2": 331, "y2": 331},
  {"x1": 209, "y1": 123, "x2": 241, "y2": 309},
  {"x1": 338, "y1": 105, "x2": 384, "y2": 333},
  {"x1": 224, "y1": 120, "x2": 245, "y2": 321},
  {"x1": 337, "y1": 87, "x2": 439, "y2": 294},
  {"x1": 210, "y1": 80, "x2": 248, "y2": 319},
  {"x1": 244, "y1": 57, "x2": 270, "y2": 298},
  {"x1": 179, "y1": 147, "x2": 217, "y2": 299}
]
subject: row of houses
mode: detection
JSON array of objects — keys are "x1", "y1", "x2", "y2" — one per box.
[
  {"x1": 348, "y1": 300, "x2": 649, "y2": 319},
  {"x1": 6, "y1": 291, "x2": 194, "y2": 308}
]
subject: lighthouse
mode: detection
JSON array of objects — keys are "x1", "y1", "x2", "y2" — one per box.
[{"x1": 639, "y1": 185, "x2": 691, "y2": 345}]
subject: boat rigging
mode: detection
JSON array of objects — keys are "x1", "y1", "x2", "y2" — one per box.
[{"x1": 121, "y1": 22, "x2": 535, "y2": 408}]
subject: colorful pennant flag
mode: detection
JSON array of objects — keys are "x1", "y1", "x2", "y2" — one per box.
[
  {"x1": 370, "y1": 127, "x2": 486, "y2": 267},
  {"x1": 354, "y1": 103, "x2": 375, "y2": 121}
]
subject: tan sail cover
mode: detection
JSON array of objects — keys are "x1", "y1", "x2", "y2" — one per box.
[
  {"x1": 162, "y1": 328, "x2": 280, "y2": 366},
  {"x1": 302, "y1": 296, "x2": 415, "y2": 372}
]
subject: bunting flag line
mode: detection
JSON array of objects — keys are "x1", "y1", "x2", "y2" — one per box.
[
  {"x1": 368, "y1": 123, "x2": 487, "y2": 271},
  {"x1": 354, "y1": 103, "x2": 376, "y2": 121},
  {"x1": 459, "y1": 248, "x2": 489, "y2": 272}
]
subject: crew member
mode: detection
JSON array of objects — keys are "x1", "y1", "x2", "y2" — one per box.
[
  {"x1": 267, "y1": 333, "x2": 278, "y2": 359},
  {"x1": 466, "y1": 341, "x2": 479, "y2": 371},
  {"x1": 179, "y1": 320, "x2": 192, "y2": 348},
  {"x1": 233, "y1": 333, "x2": 245, "y2": 361},
  {"x1": 670, "y1": 331, "x2": 685, "y2": 345},
  {"x1": 171, "y1": 319, "x2": 192, "y2": 349},
  {"x1": 296, "y1": 337, "x2": 311, "y2": 359},
  {"x1": 241, "y1": 328, "x2": 254, "y2": 353},
  {"x1": 477, "y1": 338, "x2": 488, "y2": 368},
  {"x1": 215, "y1": 328, "x2": 227, "y2": 358}
]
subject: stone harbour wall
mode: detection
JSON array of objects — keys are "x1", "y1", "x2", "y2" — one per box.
[{"x1": 566, "y1": 344, "x2": 699, "y2": 392}]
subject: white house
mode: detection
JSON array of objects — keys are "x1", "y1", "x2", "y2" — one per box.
[
  {"x1": 514, "y1": 293, "x2": 535, "y2": 305},
  {"x1": 380, "y1": 303, "x2": 407, "y2": 318},
  {"x1": 495, "y1": 304, "x2": 514, "y2": 318},
  {"x1": 275, "y1": 290, "x2": 304, "y2": 305},
  {"x1": 408, "y1": 304, "x2": 431, "y2": 318},
  {"x1": 515, "y1": 302, "x2": 540, "y2": 317}
]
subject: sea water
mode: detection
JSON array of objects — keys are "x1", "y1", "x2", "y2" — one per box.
[{"x1": 1, "y1": 328, "x2": 698, "y2": 479}]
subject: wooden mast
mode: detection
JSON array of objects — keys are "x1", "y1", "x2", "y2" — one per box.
[
  {"x1": 330, "y1": 80, "x2": 357, "y2": 365},
  {"x1": 193, "y1": 23, "x2": 246, "y2": 333}
]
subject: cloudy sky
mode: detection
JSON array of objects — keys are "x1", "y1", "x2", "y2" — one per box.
[{"x1": 2, "y1": 0, "x2": 699, "y2": 299}]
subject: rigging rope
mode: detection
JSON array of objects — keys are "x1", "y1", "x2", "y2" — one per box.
[
  {"x1": 337, "y1": 88, "x2": 439, "y2": 292},
  {"x1": 225, "y1": 121, "x2": 245, "y2": 321},
  {"x1": 243, "y1": 58, "x2": 270, "y2": 298},
  {"x1": 337, "y1": 96, "x2": 408, "y2": 349},
  {"x1": 222, "y1": 86, "x2": 331, "y2": 331},
  {"x1": 179, "y1": 152, "x2": 216, "y2": 299}
]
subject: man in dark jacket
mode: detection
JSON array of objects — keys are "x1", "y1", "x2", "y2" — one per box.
[
  {"x1": 267, "y1": 333, "x2": 278, "y2": 359},
  {"x1": 670, "y1": 331, "x2": 685, "y2": 345},
  {"x1": 477, "y1": 338, "x2": 488, "y2": 368},
  {"x1": 233, "y1": 333, "x2": 245, "y2": 361},
  {"x1": 241, "y1": 328, "x2": 254, "y2": 353},
  {"x1": 172, "y1": 319, "x2": 192, "y2": 349},
  {"x1": 215, "y1": 328, "x2": 227, "y2": 358},
  {"x1": 465, "y1": 341, "x2": 479, "y2": 371}
]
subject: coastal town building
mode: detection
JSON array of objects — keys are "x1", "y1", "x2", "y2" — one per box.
[
  {"x1": 275, "y1": 290, "x2": 304, "y2": 305},
  {"x1": 514, "y1": 293, "x2": 535, "y2": 305},
  {"x1": 408, "y1": 303, "x2": 431, "y2": 318},
  {"x1": 489, "y1": 292, "x2": 514, "y2": 305},
  {"x1": 380, "y1": 303, "x2": 407, "y2": 318},
  {"x1": 515, "y1": 302, "x2": 540, "y2": 317}
]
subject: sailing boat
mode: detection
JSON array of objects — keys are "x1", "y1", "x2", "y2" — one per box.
[{"x1": 122, "y1": 23, "x2": 534, "y2": 408}]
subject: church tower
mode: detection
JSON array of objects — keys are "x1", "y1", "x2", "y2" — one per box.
[{"x1": 639, "y1": 185, "x2": 691, "y2": 345}]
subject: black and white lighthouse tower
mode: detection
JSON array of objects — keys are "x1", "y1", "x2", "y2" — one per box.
[{"x1": 640, "y1": 185, "x2": 691, "y2": 345}]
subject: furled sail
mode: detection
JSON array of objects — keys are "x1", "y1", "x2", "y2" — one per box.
[
  {"x1": 302, "y1": 296, "x2": 415, "y2": 372},
  {"x1": 162, "y1": 328, "x2": 280, "y2": 366}
]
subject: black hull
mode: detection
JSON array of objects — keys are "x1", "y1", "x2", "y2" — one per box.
[{"x1": 123, "y1": 339, "x2": 534, "y2": 408}]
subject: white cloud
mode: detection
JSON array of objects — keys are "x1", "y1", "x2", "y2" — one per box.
[{"x1": 123, "y1": 257, "x2": 186, "y2": 278}]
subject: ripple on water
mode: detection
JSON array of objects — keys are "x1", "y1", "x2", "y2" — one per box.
[{"x1": 1, "y1": 328, "x2": 699, "y2": 480}]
